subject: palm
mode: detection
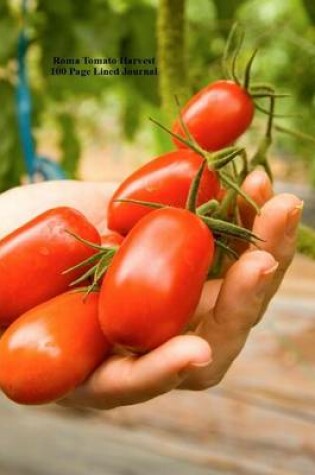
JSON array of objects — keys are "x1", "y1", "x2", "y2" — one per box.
[
  {"x1": 0, "y1": 180, "x2": 117, "y2": 240},
  {"x1": 0, "y1": 175, "x2": 301, "y2": 409}
]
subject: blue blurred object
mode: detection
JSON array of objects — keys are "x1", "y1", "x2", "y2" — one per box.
[{"x1": 16, "y1": 0, "x2": 66, "y2": 181}]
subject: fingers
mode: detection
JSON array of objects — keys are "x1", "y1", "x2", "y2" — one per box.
[
  {"x1": 213, "y1": 250, "x2": 278, "y2": 329},
  {"x1": 251, "y1": 193, "x2": 303, "y2": 307},
  {"x1": 61, "y1": 335, "x2": 211, "y2": 410},
  {"x1": 179, "y1": 250, "x2": 278, "y2": 390},
  {"x1": 239, "y1": 170, "x2": 273, "y2": 229},
  {"x1": 189, "y1": 278, "x2": 223, "y2": 328},
  {"x1": 229, "y1": 170, "x2": 273, "y2": 258},
  {"x1": 181, "y1": 191, "x2": 302, "y2": 392}
]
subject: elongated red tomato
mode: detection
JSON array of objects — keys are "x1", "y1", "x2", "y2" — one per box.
[
  {"x1": 172, "y1": 80, "x2": 254, "y2": 151},
  {"x1": 108, "y1": 149, "x2": 220, "y2": 235},
  {"x1": 99, "y1": 208, "x2": 214, "y2": 353},
  {"x1": 0, "y1": 291, "x2": 110, "y2": 405},
  {"x1": 0, "y1": 207, "x2": 100, "y2": 327}
]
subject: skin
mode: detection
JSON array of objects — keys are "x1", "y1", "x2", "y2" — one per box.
[{"x1": 0, "y1": 173, "x2": 302, "y2": 409}]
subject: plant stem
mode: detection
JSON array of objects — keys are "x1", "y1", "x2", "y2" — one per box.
[
  {"x1": 275, "y1": 124, "x2": 315, "y2": 145},
  {"x1": 157, "y1": 0, "x2": 189, "y2": 120}
]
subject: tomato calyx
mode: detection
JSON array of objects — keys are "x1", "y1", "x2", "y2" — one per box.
[
  {"x1": 113, "y1": 158, "x2": 263, "y2": 267},
  {"x1": 196, "y1": 199, "x2": 220, "y2": 216},
  {"x1": 223, "y1": 24, "x2": 288, "y2": 100},
  {"x1": 152, "y1": 94, "x2": 263, "y2": 215},
  {"x1": 113, "y1": 200, "x2": 261, "y2": 244},
  {"x1": 149, "y1": 117, "x2": 244, "y2": 171},
  {"x1": 63, "y1": 231, "x2": 118, "y2": 293},
  {"x1": 150, "y1": 115, "x2": 259, "y2": 215}
]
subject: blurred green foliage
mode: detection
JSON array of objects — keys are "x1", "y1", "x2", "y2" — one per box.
[{"x1": 0, "y1": 0, "x2": 315, "y2": 191}]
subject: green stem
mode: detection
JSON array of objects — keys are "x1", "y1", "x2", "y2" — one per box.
[
  {"x1": 157, "y1": 0, "x2": 189, "y2": 120},
  {"x1": 219, "y1": 171, "x2": 260, "y2": 214},
  {"x1": 197, "y1": 199, "x2": 219, "y2": 216},
  {"x1": 186, "y1": 160, "x2": 206, "y2": 212},
  {"x1": 243, "y1": 49, "x2": 258, "y2": 90},
  {"x1": 250, "y1": 95, "x2": 275, "y2": 181},
  {"x1": 274, "y1": 124, "x2": 315, "y2": 145}
]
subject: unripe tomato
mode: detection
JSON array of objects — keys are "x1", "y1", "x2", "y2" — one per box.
[
  {"x1": 108, "y1": 149, "x2": 220, "y2": 235},
  {"x1": 0, "y1": 207, "x2": 100, "y2": 327},
  {"x1": 172, "y1": 80, "x2": 254, "y2": 151},
  {"x1": 99, "y1": 207, "x2": 214, "y2": 353},
  {"x1": 0, "y1": 291, "x2": 110, "y2": 405}
]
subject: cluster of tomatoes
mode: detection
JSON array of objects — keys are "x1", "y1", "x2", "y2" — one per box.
[{"x1": 0, "y1": 79, "x2": 257, "y2": 406}]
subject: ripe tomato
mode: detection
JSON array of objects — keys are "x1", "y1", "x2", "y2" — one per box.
[
  {"x1": 101, "y1": 231, "x2": 124, "y2": 248},
  {"x1": 108, "y1": 149, "x2": 220, "y2": 235},
  {"x1": 172, "y1": 80, "x2": 254, "y2": 151},
  {"x1": 0, "y1": 291, "x2": 110, "y2": 405},
  {"x1": 99, "y1": 207, "x2": 214, "y2": 353},
  {"x1": 0, "y1": 207, "x2": 100, "y2": 327}
]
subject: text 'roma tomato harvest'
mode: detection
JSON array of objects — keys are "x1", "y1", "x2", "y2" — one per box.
[
  {"x1": 0, "y1": 207, "x2": 100, "y2": 327},
  {"x1": 108, "y1": 149, "x2": 220, "y2": 235},
  {"x1": 172, "y1": 80, "x2": 254, "y2": 152},
  {"x1": 99, "y1": 207, "x2": 215, "y2": 353},
  {"x1": 0, "y1": 291, "x2": 110, "y2": 405}
]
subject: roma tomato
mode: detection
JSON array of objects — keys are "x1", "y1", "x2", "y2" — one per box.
[
  {"x1": 108, "y1": 149, "x2": 220, "y2": 235},
  {"x1": 0, "y1": 207, "x2": 100, "y2": 327},
  {"x1": 0, "y1": 291, "x2": 110, "y2": 405},
  {"x1": 172, "y1": 80, "x2": 254, "y2": 151},
  {"x1": 99, "y1": 207, "x2": 214, "y2": 353},
  {"x1": 101, "y1": 231, "x2": 124, "y2": 248}
]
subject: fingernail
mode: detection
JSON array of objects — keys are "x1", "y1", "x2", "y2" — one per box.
[
  {"x1": 261, "y1": 261, "x2": 279, "y2": 276},
  {"x1": 190, "y1": 358, "x2": 212, "y2": 368},
  {"x1": 286, "y1": 202, "x2": 304, "y2": 238},
  {"x1": 178, "y1": 358, "x2": 212, "y2": 379},
  {"x1": 256, "y1": 260, "x2": 279, "y2": 296},
  {"x1": 256, "y1": 172, "x2": 272, "y2": 202}
]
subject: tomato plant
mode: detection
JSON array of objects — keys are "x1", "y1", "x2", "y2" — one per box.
[
  {"x1": 0, "y1": 291, "x2": 110, "y2": 405},
  {"x1": 172, "y1": 80, "x2": 254, "y2": 152},
  {"x1": 99, "y1": 207, "x2": 214, "y2": 353},
  {"x1": 0, "y1": 207, "x2": 100, "y2": 327},
  {"x1": 108, "y1": 149, "x2": 220, "y2": 235}
]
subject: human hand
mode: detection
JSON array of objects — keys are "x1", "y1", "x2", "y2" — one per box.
[
  {"x1": 0, "y1": 174, "x2": 302, "y2": 408},
  {"x1": 0, "y1": 180, "x2": 117, "y2": 240}
]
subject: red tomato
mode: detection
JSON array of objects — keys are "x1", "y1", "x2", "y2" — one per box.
[
  {"x1": 172, "y1": 80, "x2": 254, "y2": 151},
  {"x1": 101, "y1": 231, "x2": 124, "y2": 248},
  {"x1": 0, "y1": 291, "x2": 110, "y2": 405},
  {"x1": 108, "y1": 149, "x2": 220, "y2": 235},
  {"x1": 99, "y1": 207, "x2": 214, "y2": 353},
  {"x1": 0, "y1": 207, "x2": 100, "y2": 327}
]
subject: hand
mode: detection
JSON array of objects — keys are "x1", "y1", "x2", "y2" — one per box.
[
  {"x1": 0, "y1": 174, "x2": 302, "y2": 409},
  {"x1": 0, "y1": 180, "x2": 117, "y2": 240}
]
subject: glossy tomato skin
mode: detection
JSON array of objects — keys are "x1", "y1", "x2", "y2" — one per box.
[
  {"x1": 0, "y1": 207, "x2": 100, "y2": 327},
  {"x1": 101, "y1": 231, "x2": 124, "y2": 248},
  {"x1": 0, "y1": 291, "x2": 110, "y2": 405},
  {"x1": 108, "y1": 150, "x2": 220, "y2": 236},
  {"x1": 99, "y1": 208, "x2": 214, "y2": 353},
  {"x1": 172, "y1": 80, "x2": 254, "y2": 151}
]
